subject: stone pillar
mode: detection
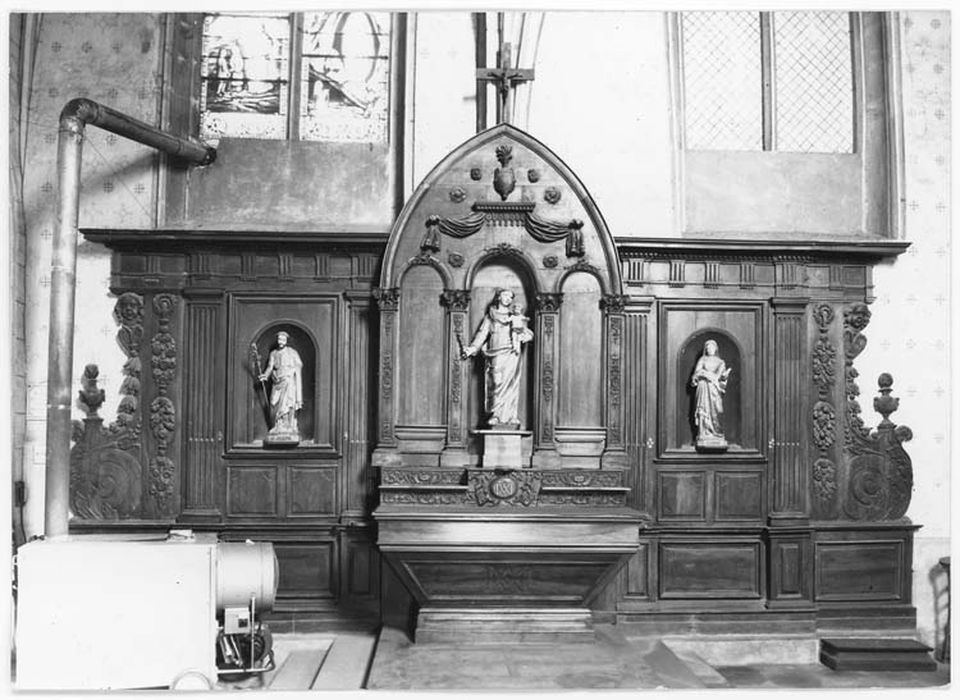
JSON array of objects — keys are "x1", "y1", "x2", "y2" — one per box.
[
  {"x1": 440, "y1": 289, "x2": 471, "y2": 467},
  {"x1": 600, "y1": 294, "x2": 628, "y2": 469},
  {"x1": 372, "y1": 287, "x2": 400, "y2": 467},
  {"x1": 532, "y1": 292, "x2": 562, "y2": 468},
  {"x1": 180, "y1": 289, "x2": 223, "y2": 521}
]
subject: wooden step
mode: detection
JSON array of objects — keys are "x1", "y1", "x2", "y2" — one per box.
[{"x1": 820, "y1": 637, "x2": 938, "y2": 671}]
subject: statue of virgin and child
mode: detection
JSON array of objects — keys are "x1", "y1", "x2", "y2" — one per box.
[{"x1": 461, "y1": 289, "x2": 533, "y2": 429}]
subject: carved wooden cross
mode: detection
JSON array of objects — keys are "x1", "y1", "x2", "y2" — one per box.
[{"x1": 476, "y1": 42, "x2": 534, "y2": 125}]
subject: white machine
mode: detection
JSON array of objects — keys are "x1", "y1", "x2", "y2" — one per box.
[{"x1": 14, "y1": 532, "x2": 277, "y2": 690}]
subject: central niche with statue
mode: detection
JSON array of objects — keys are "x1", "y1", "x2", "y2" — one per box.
[{"x1": 372, "y1": 123, "x2": 643, "y2": 642}]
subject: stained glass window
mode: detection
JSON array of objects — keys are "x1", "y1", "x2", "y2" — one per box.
[
  {"x1": 200, "y1": 11, "x2": 392, "y2": 142},
  {"x1": 680, "y1": 11, "x2": 854, "y2": 153},
  {"x1": 300, "y1": 11, "x2": 391, "y2": 142},
  {"x1": 201, "y1": 13, "x2": 291, "y2": 140}
]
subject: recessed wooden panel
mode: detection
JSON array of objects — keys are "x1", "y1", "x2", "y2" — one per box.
[
  {"x1": 715, "y1": 471, "x2": 763, "y2": 520},
  {"x1": 288, "y1": 467, "x2": 336, "y2": 516},
  {"x1": 406, "y1": 559, "x2": 608, "y2": 602},
  {"x1": 347, "y1": 538, "x2": 376, "y2": 597},
  {"x1": 626, "y1": 546, "x2": 649, "y2": 597},
  {"x1": 816, "y1": 541, "x2": 903, "y2": 601},
  {"x1": 226, "y1": 467, "x2": 278, "y2": 516},
  {"x1": 275, "y1": 542, "x2": 336, "y2": 600},
  {"x1": 658, "y1": 471, "x2": 706, "y2": 520},
  {"x1": 398, "y1": 265, "x2": 445, "y2": 425},
  {"x1": 778, "y1": 542, "x2": 803, "y2": 596},
  {"x1": 659, "y1": 541, "x2": 762, "y2": 598},
  {"x1": 559, "y1": 272, "x2": 603, "y2": 427}
]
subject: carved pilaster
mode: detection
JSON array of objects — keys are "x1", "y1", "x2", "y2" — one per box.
[
  {"x1": 441, "y1": 289, "x2": 470, "y2": 458},
  {"x1": 624, "y1": 297, "x2": 654, "y2": 512},
  {"x1": 147, "y1": 293, "x2": 178, "y2": 516},
  {"x1": 810, "y1": 302, "x2": 840, "y2": 519},
  {"x1": 533, "y1": 293, "x2": 562, "y2": 464},
  {"x1": 181, "y1": 296, "x2": 222, "y2": 519},
  {"x1": 374, "y1": 287, "x2": 400, "y2": 451},
  {"x1": 770, "y1": 298, "x2": 809, "y2": 525},
  {"x1": 601, "y1": 294, "x2": 628, "y2": 468}
]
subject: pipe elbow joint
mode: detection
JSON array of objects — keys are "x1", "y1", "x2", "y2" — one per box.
[
  {"x1": 59, "y1": 97, "x2": 100, "y2": 126},
  {"x1": 200, "y1": 145, "x2": 218, "y2": 166}
]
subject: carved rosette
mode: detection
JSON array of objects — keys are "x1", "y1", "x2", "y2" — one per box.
[
  {"x1": 148, "y1": 294, "x2": 178, "y2": 512},
  {"x1": 70, "y1": 363, "x2": 143, "y2": 520}
]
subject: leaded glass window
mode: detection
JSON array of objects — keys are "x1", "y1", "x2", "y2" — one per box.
[
  {"x1": 200, "y1": 11, "x2": 392, "y2": 142},
  {"x1": 681, "y1": 11, "x2": 854, "y2": 154}
]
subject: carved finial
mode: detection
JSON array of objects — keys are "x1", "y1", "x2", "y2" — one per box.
[
  {"x1": 873, "y1": 373, "x2": 899, "y2": 429},
  {"x1": 78, "y1": 363, "x2": 106, "y2": 418}
]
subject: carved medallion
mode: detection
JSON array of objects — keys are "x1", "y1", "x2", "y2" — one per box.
[
  {"x1": 544, "y1": 186, "x2": 562, "y2": 204},
  {"x1": 470, "y1": 469, "x2": 541, "y2": 507},
  {"x1": 470, "y1": 167, "x2": 482, "y2": 181},
  {"x1": 543, "y1": 255, "x2": 558, "y2": 269},
  {"x1": 527, "y1": 168, "x2": 541, "y2": 183},
  {"x1": 448, "y1": 252, "x2": 465, "y2": 268},
  {"x1": 449, "y1": 186, "x2": 466, "y2": 203}
]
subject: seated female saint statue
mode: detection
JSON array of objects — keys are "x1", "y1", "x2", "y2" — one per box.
[
  {"x1": 462, "y1": 289, "x2": 534, "y2": 428},
  {"x1": 259, "y1": 331, "x2": 303, "y2": 443},
  {"x1": 691, "y1": 338, "x2": 732, "y2": 450}
]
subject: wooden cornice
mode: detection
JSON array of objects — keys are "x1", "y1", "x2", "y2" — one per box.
[
  {"x1": 614, "y1": 237, "x2": 910, "y2": 262},
  {"x1": 81, "y1": 226, "x2": 391, "y2": 249}
]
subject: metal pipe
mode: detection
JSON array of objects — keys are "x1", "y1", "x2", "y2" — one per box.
[{"x1": 44, "y1": 98, "x2": 215, "y2": 538}]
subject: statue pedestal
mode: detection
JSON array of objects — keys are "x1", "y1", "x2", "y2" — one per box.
[{"x1": 474, "y1": 429, "x2": 531, "y2": 469}]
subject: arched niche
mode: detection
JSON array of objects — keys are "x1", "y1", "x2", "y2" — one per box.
[
  {"x1": 466, "y1": 257, "x2": 536, "y2": 434},
  {"x1": 249, "y1": 323, "x2": 317, "y2": 445},
  {"x1": 676, "y1": 329, "x2": 742, "y2": 449},
  {"x1": 558, "y1": 271, "x2": 603, "y2": 427},
  {"x1": 398, "y1": 264, "x2": 446, "y2": 425}
]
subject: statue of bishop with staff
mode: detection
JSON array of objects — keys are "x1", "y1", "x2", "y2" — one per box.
[{"x1": 257, "y1": 331, "x2": 303, "y2": 445}]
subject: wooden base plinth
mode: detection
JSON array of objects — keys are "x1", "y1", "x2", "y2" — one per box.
[
  {"x1": 415, "y1": 607, "x2": 594, "y2": 645},
  {"x1": 819, "y1": 638, "x2": 938, "y2": 671},
  {"x1": 474, "y1": 429, "x2": 531, "y2": 469}
]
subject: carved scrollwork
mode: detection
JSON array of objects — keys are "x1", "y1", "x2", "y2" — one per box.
[
  {"x1": 380, "y1": 491, "x2": 469, "y2": 505},
  {"x1": 843, "y1": 374, "x2": 914, "y2": 521},
  {"x1": 843, "y1": 303, "x2": 872, "y2": 446},
  {"x1": 539, "y1": 470, "x2": 624, "y2": 488},
  {"x1": 381, "y1": 469, "x2": 465, "y2": 486},
  {"x1": 538, "y1": 492, "x2": 626, "y2": 506}
]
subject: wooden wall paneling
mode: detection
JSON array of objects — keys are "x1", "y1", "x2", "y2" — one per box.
[
  {"x1": 658, "y1": 538, "x2": 764, "y2": 599},
  {"x1": 274, "y1": 539, "x2": 339, "y2": 606},
  {"x1": 226, "y1": 465, "x2": 279, "y2": 518},
  {"x1": 770, "y1": 297, "x2": 811, "y2": 525},
  {"x1": 627, "y1": 297, "x2": 655, "y2": 513},
  {"x1": 340, "y1": 528, "x2": 381, "y2": 610},
  {"x1": 767, "y1": 531, "x2": 814, "y2": 609},
  {"x1": 714, "y1": 469, "x2": 765, "y2": 522},
  {"x1": 558, "y1": 272, "x2": 603, "y2": 428},
  {"x1": 288, "y1": 466, "x2": 337, "y2": 517},
  {"x1": 657, "y1": 470, "x2": 707, "y2": 522},
  {"x1": 181, "y1": 289, "x2": 224, "y2": 520}
]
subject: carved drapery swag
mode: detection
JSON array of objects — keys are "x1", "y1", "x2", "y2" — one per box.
[{"x1": 421, "y1": 209, "x2": 585, "y2": 258}]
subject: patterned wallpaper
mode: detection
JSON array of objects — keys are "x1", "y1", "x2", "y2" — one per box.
[
  {"x1": 857, "y1": 11, "x2": 951, "y2": 648},
  {"x1": 19, "y1": 14, "x2": 164, "y2": 534}
]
